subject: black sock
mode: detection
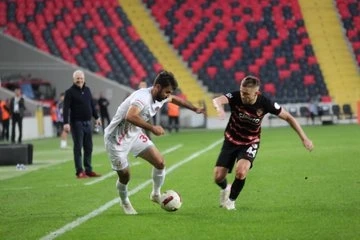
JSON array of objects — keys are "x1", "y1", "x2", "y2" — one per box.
[
  {"x1": 216, "y1": 179, "x2": 228, "y2": 190},
  {"x1": 229, "y1": 178, "x2": 246, "y2": 201}
]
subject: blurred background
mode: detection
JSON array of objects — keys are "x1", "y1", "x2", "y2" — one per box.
[{"x1": 0, "y1": 0, "x2": 359, "y2": 140}]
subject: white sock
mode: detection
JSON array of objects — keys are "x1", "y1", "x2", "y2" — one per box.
[
  {"x1": 116, "y1": 180, "x2": 129, "y2": 204},
  {"x1": 60, "y1": 140, "x2": 67, "y2": 148},
  {"x1": 152, "y1": 168, "x2": 165, "y2": 195}
]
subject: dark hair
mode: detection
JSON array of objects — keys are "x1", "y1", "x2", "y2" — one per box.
[
  {"x1": 241, "y1": 75, "x2": 260, "y2": 88},
  {"x1": 60, "y1": 92, "x2": 65, "y2": 97},
  {"x1": 153, "y1": 70, "x2": 178, "y2": 90}
]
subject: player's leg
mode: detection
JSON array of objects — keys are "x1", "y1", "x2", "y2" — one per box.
[
  {"x1": 138, "y1": 146, "x2": 165, "y2": 203},
  {"x1": 224, "y1": 143, "x2": 259, "y2": 210},
  {"x1": 223, "y1": 159, "x2": 251, "y2": 210},
  {"x1": 105, "y1": 135, "x2": 137, "y2": 214},
  {"x1": 115, "y1": 168, "x2": 137, "y2": 215},
  {"x1": 214, "y1": 140, "x2": 237, "y2": 207},
  {"x1": 133, "y1": 133, "x2": 164, "y2": 204}
]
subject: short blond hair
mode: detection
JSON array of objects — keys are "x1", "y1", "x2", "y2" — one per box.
[{"x1": 73, "y1": 70, "x2": 84, "y2": 79}]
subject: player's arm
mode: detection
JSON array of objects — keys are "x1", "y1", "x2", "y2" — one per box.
[
  {"x1": 126, "y1": 105, "x2": 164, "y2": 136},
  {"x1": 278, "y1": 108, "x2": 314, "y2": 151},
  {"x1": 212, "y1": 95, "x2": 228, "y2": 120},
  {"x1": 170, "y1": 95, "x2": 205, "y2": 114}
]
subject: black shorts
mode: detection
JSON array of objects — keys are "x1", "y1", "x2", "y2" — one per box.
[{"x1": 215, "y1": 139, "x2": 260, "y2": 173}]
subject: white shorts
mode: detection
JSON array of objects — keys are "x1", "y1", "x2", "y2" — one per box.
[{"x1": 104, "y1": 131, "x2": 153, "y2": 171}]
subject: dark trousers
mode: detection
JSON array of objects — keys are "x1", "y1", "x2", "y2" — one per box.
[
  {"x1": 11, "y1": 113, "x2": 22, "y2": 143},
  {"x1": 2, "y1": 119, "x2": 9, "y2": 141},
  {"x1": 168, "y1": 116, "x2": 179, "y2": 132},
  {"x1": 71, "y1": 121, "x2": 93, "y2": 175},
  {"x1": 100, "y1": 111, "x2": 110, "y2": 131}
]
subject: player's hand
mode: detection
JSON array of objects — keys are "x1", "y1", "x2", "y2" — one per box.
[
  {"x1": 151, "y1": 125, "x2": 165, "y2": 136},
  {"x1": 303, "y1": 139, "x2": 314, "y2": 152},
  {"x1": 64, "y1": 124, "x2": 71, "y2": 133},
  {"x1": 95, "y1": 118, "x2": 102, "y2": 126}
]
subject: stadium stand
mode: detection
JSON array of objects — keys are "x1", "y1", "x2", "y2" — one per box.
[
  {"x1": 335, "y1": 0, "x2": 360, "y2": 67},
  {"x1": 144, "y1": 0, "x2": 329, "y2": 103},
  {"x1": 0, "y1": 0, "x2": 162, "y2": 88}
]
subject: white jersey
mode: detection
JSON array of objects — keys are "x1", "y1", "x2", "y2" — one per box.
[{"x1": 104, "y1": 87, "x2": 169, "y2": 143}]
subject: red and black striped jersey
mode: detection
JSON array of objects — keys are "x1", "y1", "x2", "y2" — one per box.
[{"x1": 224, "y1": 91, "x2": 282, "y2": 145}]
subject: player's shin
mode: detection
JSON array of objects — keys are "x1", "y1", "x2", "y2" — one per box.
[
  {"x1": 229, "y1": 178, "x2": 246, "y2": 201},
  {"x1": 152, "y1": 167, "x2": 165, "y2": 195},
  {"x1": 216, "y1": 178, "x2": 228, "y2": 189},
  {"x1": 116, "y1": 180, "x2": 130, "y2": 204}
]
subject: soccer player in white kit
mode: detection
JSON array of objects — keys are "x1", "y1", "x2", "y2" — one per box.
[{"x1": 104, "y1": 71, "x2": 205, "y2": 215}]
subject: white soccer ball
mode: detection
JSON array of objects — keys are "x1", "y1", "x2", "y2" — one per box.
[{"x1": 160, "y1": 190, "x2": 182, "y2": 212}]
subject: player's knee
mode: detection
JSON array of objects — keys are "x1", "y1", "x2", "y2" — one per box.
[
  {"x1": 235, "y1": 169, "x2": 247, "y2": 180},
  {"x1": 117, "y1": 169, "x2": 130, "y2": 184},
  {"x1": 214, "y1": 171, "x2": 226, "y2": 183},
  {"x1": 153, "y1": 159, "x2": 165, "y2": 170}
]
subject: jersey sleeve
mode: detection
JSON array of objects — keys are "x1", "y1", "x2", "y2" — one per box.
[
  {"x1": 130, "y1": 91, "x2": 148, "y2": 111},
  {"x1": 224, "y1": 91, "x2": 239, "y2": 108},
  {"x1": 263, "y1": 96, "x2": 282, "y2": 115}
]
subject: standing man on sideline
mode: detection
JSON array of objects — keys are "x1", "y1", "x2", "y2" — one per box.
[
  {"x1": 97, "y1": 93, "x2": 111, "y2": 132},
  {"x1": 63, "y1": 70, "x2": 102, "y2": 178},
  {"x1": 104, "y1": 70, "x2": 205, "y2": 215},
  {"x1": 212, "y1": 76, "x2": 314, "y2": 210},
  {"x1": 9, "y1": 88, "x2": 26, "y2": 143}
]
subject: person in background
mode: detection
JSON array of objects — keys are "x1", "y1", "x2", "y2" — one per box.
[
  {"x1": 9, "y1": 88, "x2": 26, "y2": 144},
  {"x1": 50, "y1": 101, "x2": 58, "y2": 135},
  {"x1": 104, "y1": 70, "x2": 205, "y2": 215},
  {"x1": 167, "y1": 102, "x2": 180, "y2": 133},
  {"x1": 98, "y1": 93, "x2": 111, "y2": 132},
  {"x1": 56, "y1": 93, "x2": 68, "y2": 149},
  {"x1": 0, "y1": 99, "x2": 10, "y2": 141},
  {"x1": 212, "y1": 75, "x2": 314, "y2": 210},
  {"x1": 63, "y1": 70, "x2": 102, "y2": 178}
]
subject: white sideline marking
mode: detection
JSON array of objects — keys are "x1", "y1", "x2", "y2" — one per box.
[
  {"x1": 84, "y1": 144, "x2": 183, "y2": 186},
  {"x1": 39, "y1": 140, "x2": 222, "y2": 240}
]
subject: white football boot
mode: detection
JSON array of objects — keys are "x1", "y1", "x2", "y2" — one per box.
[
  {"x1": 121, "y1": 200, "x2": 138, "y2": 215},
  {"x1": 219, "y1": 184, "x2": 231, "y2": 207},
  {"x1": 150, "y1": 192, "x2": 161, "y2": 204},
  {"x1": 223, "y1": 199, "x2": 236, "y2": 210}
]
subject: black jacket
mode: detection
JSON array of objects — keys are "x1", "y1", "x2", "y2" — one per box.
[
  {"x1": 9, "y1": 96, "x2": 26, "y2": 118},
  {"x1": 63, "y1": 84, "x2": 99, "y2": 124}
]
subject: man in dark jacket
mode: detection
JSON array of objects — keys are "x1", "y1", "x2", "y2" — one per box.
[
  {"x1": 63, "y1": 70, "x2": 102, "y2": 178},
  {"x1": 9, "y1": 88, "x2": 26, "y2": 143}
]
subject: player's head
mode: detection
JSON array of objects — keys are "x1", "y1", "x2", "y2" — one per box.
[
  {"x1": 73, "y1": 70, "x2": 85, "y2": 88},
  {"x1": 240, "y1": 75, "x2": 260, "y2": 105},
  {"x1": 138, "y1": 81, "x2": 148, "y2": 89},
  {"x1": 153, "y1": 70, "x2": 178, "y2": 101}
]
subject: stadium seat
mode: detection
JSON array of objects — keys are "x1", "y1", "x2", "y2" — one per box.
[
  {"x1": 2, "y1": 0, "x2": 161, "y2": 88},
  {"x1": 335, "y1": 0, "x2": 360, "y2": 67},
  {"x1": 143, "y1": 0, "x2": 328, "y2": 103}
]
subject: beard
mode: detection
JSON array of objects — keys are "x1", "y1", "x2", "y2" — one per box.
[{"x1": 155, "y1": 94, "x2": 166, "y2": 101}]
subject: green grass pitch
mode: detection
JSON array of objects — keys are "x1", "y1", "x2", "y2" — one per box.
[{"x1": 0, "y1": 124, "x2": 359, "y2": 240}]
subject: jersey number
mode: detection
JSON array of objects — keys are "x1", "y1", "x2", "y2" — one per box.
[
  {"x1": 246, "y1": 146, "x2": 258, "y2": 158},
  {"x1": 139, "y1": 134, "x2": 148, "y2": 143}
]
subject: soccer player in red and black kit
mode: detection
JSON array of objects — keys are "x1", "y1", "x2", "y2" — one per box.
[{"x1": 212, "y1": 76, "x2": 314, "y2": 210}]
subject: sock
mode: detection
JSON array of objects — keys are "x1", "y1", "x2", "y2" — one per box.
[
  {"x1": 152, "y1": 168, "x2": 165, "y2": 195},
  {"x1": 229, "y1": 178, "x2": 246, "y2": 201},
  {"x1": 116, "y1": 180, "x2": 129, "y2": 204},
  {"x1": 60, "y1": 140, "x2": 67, "y2": 148},
  {"x1": 216, "y1": 178, "x2": 228, "y2": 190}
]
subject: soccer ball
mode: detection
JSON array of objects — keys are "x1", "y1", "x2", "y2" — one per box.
[{"x1": 160, "y1": 190, "x2": 182, "y2": 212}]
